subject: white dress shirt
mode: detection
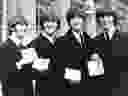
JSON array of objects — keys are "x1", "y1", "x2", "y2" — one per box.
[
  {"x1": 9, "y1": 33, "x2": 21, "y2": 46},
  {"x1": 106, "y1": 26, "x2": 116, "y2": 40},
  {"x1": 72, "y1": 31, "x2": 82, "y2": 44},
  {"x1": 41, "y1": 32, "x2": 56, "y2": 45}
]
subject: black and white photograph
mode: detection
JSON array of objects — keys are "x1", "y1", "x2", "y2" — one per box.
[{"x1": 0, "y1": 0, "x2": 128, "y2": 96}]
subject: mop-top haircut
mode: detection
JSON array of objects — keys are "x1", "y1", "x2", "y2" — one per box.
[
  {"x1": 66, "y1": 8, "x2": 86, "y2": 26},
  {"x1": 8, "y1": 16, "x2": 28, "y2": 35},
  {"x1": 96, "y1": 10, "x2": 118, "y2": 26},
  {"x1": 39, "y1": 15, "x2": 61, "y2": 30}
]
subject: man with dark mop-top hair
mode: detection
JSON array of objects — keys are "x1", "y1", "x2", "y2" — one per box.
[
  {"x1": 33, "y1": 15, "x2": 61, "y2": 48},
  {"x1": 96, "y1": 10, "x2": 120, "y2": 40},
  {"x1": 0, "y1": 16, "x2": 31, "y2": 79},
  {"x1": 56, "y1": 8, "x2": 94, "y2": 48}
]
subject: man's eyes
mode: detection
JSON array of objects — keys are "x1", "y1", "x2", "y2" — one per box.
[{"x1": 103, "y1": 16, "x2": 114, "y2": 21}]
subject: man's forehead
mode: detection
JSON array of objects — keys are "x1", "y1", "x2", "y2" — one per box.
[
  {"x1": 44, "y1": 21, "x2": 57, "y2": 25},
  {"x1": 99, "y1": 15, "x2": 114, "y2": 21},
  {"x1": 71, "y1": 17, "x2": 83, "y2": 22},
  {"x1": 15, "y1": 24, "x2": 26, "y2": 29}
]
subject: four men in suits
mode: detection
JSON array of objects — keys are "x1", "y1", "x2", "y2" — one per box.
[{"x1": 1, "y1": 7, "x2": 121, "y2": 93}]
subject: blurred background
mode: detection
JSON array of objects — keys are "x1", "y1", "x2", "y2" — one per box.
[{"x1": 0, "y1": 0, "x2": 128, "y2": 44}]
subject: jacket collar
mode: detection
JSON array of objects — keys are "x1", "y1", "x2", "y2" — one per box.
[
  {"x1": 40, "y1": 32, "x2": 56, "y2": 44},
  {"x1": 8, "y1": 34, "x2": 21, "y2": 47}
]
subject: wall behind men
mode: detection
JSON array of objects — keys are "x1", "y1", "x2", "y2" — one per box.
[
  {"x1": 5, "y1": 0, "x2": 36, "y2": 42},
  {"x1": 7, "y1": 0, "x2": 36, "y2": 24},
  {"x1": 0, "y1": 0, "x2": 4, "y2": 43}
]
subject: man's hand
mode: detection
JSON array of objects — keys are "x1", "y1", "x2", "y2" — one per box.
[
  {"x1": 32, "y1": 58, "x2": 50, "y2": 72},
  {"x1": 88, "y1": 60, "x2": 104, "y2": 76},
  {"x1": 16, "y1": 62, "x2": 22, "y2": 70},
  {"x1": 20, "y1": 48, "x2": 38, "y2": 60},
  {"x1": 64, "y1": 68, "x2": 81, "y2": 81},
  {"x1": 16, "y1": 48, "x2": 38, "y2": 70}
]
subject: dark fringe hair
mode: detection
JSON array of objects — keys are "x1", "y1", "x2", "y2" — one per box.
[
  {"x1": 66, "y1": 8, "x2": 87, "y2": 26},
  {"x1": 96, "y1": 10, "x2": 118, "y2": 26},
  {"x1": 39, "y1": 15, "x2": 61, "y2": 30},
  {"x1": 8, "y1": 16, "x2": 28, "y2": 35}
]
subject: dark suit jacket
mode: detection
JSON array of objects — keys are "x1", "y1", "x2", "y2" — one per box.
[
  {"x1": 0, "y1": 39, "x2": 18, "y2": 79},
  {"x1": 56, "y1": 29, "x2": 91, "y2": 49},
  {"x1": 0, "y1": 39, "x2": 37, "y2": 80},
  {"x1": 32, "y1": 35, "x2": 56, "y2": 49},
  {"x1": 107, "y1": 31, "x2": 120, "y2": 40},
  {"x1": 94, "y1": 31, "x2": 120, "y2": 40},
  {"x1": 0, "y1": 39, "x2": 20, "y2": 49},
  {"x1": 31, "y1": 35, "x2": 56, "y2": 80},
  {"x1": 56, "y1": 29, "x2": 89, "y2": 71},
  {"x1": 55, "y1": 29, "x2": 89, "y2": 83},
  {"x1": 31, "y1": 34, "x2": 57, "y2": 56},
  {"x1": 93, "y1": 32, "x2": 106, "y2": 40}
]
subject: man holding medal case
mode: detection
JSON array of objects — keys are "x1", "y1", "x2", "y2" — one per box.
[{"x1": 0, "y1": 16, "x2": 50, "y2": 75}]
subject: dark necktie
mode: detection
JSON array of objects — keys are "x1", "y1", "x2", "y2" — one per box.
[
  {"x1": 80, "y1": 32, "x2": 85, "y2": 48},
  {"x1": 105, "y1": 32, "x2": 109, "y2": 40}
]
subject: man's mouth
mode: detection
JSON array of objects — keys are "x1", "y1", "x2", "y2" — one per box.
[{"x1": 17, "y1": 36, "x2": 24, "y2": 39}]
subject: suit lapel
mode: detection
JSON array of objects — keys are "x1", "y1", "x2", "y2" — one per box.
[
  {"x1": 94, "y1": 32, "x2": 105, "y2": 40},
  {"x1": 104, "y1": 32, "x2": 109, "y2": 40},
  {"x1": 111, "y1": 31, "x2": 120, "y2": 40},
  {"x1": 40, "y1": 35, "x2": 56, "y2": 48},
  {"x1": 107, "y1": 30, "x2": 120, "y2": 40},
  {"x1": 6, "y1": 39, "x2": 21, "y2": 49},
  {"x1": 71, "y1": 31, "x2": 83, "y2": 48}
]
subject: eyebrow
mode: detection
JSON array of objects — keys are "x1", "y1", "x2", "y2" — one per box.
[{"x1": 44, "y1": 23, "x2": 57, "y2": 25}]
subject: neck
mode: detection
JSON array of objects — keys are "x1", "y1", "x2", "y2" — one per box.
[
  {"x1": 72, "y1": 28, "x2": 81, "y2": 33},
  {"x1": 72, "y1": 29, "x2": 81, "y2": 35}
]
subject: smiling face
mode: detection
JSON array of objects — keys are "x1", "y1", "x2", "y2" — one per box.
[
  {"x1": 43, "y1": 21, "x2": 58, "y2": 35},
  {"x1": 15, "y1": 24, "x2": 26, "y2": 40},
  {"x1": 70, "y1": 16, "x2": 83, "y2": 32},
  {"x1": 103, "y1": 16, "x2": 115, "y2": 29},
  {"x1": 99, "y1": 15, "x2": 116, "y2": 31}
]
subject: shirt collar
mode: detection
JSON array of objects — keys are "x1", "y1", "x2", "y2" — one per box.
[
  {"x1": 90, "y1": 32, "x2": 97, "y2": 39},
  {"x1": 21, "y1": 36, "x2": 33, "y2": 47},
  {"x1": 41, "y1": 32, "x2": 56, "y2": 44},
  {"x1": 8, "y1": 33, "x2": 21, "y2": 46},
  {"x1": 107, "y1": 29, "x2": 115, "y2": 40},
  {"x1": 72, "y1": 31, "x2": 82, "y2": 38},
  {"x1": 72, "y1": 31, "x2": 82, "y2": 44}
]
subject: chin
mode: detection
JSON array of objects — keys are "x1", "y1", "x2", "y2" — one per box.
[
  {"x1": 48, "y1": 31, "x2": 54, "y2": 34},
  {"x1": 73, "y1": 28, "x2": 81, "y2": 31}
]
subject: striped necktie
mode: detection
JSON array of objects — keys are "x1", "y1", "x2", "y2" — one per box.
[
  {"x1": 105, "y1": 32, "x2": 109, "y2": 40},
  {"x1": 80, "y1": 32, "x2": 85, "y2": 48}
]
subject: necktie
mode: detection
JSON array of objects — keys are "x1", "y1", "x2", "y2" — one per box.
[
  {"x1": 80, "y1": 32, "x2": 85, "y2": 48},
  {"x1": 105, "y1": 32, "x2": 109, "y2": 40}
]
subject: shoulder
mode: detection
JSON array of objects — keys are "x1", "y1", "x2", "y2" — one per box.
[
  {"x1": 115, "y1": 31, "x2": 120, "y2": 37},
  {"x1": 31, "y1": 35, "x2": 42, "y2": 43},
  {"x1": 83, "y1": 32, "x2": 91, "y2": 38},
  {"x1": 30, "y1": 36, "x2": 40, "y2": 48},
  {"x1": 94, "y1": 32, "x2": 105, "y2": 40},
  {"x1": 57, "y1": 30, "x2": 73, "y2": 41},
  {"x1": 0, "y1": 41, "x2": 10, "y2": 48}
]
